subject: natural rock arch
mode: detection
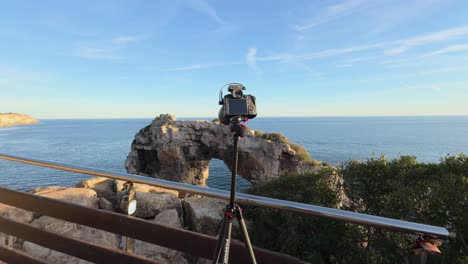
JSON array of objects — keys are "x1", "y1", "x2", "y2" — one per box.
[{"x1": 125, "y1": 114, "x2": 318, "y2": 186}]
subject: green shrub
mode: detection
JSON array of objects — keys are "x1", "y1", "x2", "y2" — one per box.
[
  {"x1": 244, "y1": 155, "x2": 467, "y2": 263},
  {"x1": 255, "y1": 131, "x2": 289, "y2": 143},
  {"x1": 255, "y1": 131, "x2": 321, "y2": 165},
  {"x1": 245, "y1": 169, "x2": 368, "y2": 263}
]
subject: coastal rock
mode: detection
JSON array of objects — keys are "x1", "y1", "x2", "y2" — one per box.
[
  {"x1": 0, "y1": 205, "x2": 37, "y2": 250},
  {"x1": 115, "y1": 180, "x2": 179, "y2": 197},
  {"x1": 126, "y1": 114, "x2": 319, "y2": 186},
  {"x1": 0, "y1": 187, "x2": 107, "y2": 263},
  {"x1": 133, "y1": 209, "x2": 189, "y2": 263},
  {"x1": 76, "y1": 177, "x2": 117, "y2": 205},
  {"x1": 30, "y1": 186, "x2": 66, "y2": 194},
  {"x1": 183, "y1": 197, "x2": 226, "y2": 236},
  {"x1": 22, "y1": 187, "x2": 118, "y2": 264},
  {"x1": 23, "y1": 216, "x2": 119, "y2": 264},
  {"x1": 0, "y1": 113, "x2": 39, "y2": 128},
  {"x1": 183, "y1": 197, "x2": 242, "y2": 239},
  {"x1": 98, "y1": 197, "x2": 114, "y2": 211},
  {"x1": 35, "y1": 187, "x2": 99, "y2": 208},
  {"x1": 130, "y1": 191, "x2": 181, "y2": 219}
]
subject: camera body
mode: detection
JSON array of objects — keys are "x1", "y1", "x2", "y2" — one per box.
[{"x1": 218, "y1": 84, "x2": 257, "y2": 125}]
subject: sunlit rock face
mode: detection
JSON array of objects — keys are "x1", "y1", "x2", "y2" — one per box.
[
  {"x1": 125, "y1": 114, "x2": 318, "y2": 186},
  {"x1": 0, "y1": 113, "x2": 39, "y2": 128}
]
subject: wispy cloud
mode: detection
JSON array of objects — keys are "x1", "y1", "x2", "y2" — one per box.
[
  {"x1": 160, "y1": 25, "x2": 468, "y2": 72},
  {"x1": 424, "y1": 44, "x2": 468, "y2": 57},
  {"x1": 246, "y1": 47, "x2": 261, "y2": 73},
  {"x1": 386, "y1": 25, "x2": 468, "y2": 54},
  {"x1": 164, "y1": 61, "x2": 241, "y2": 72},
  {"x1": 77, "y1": 35, "x2": 142, "y2": 60},
  {"x1": 294, "y1": 0, "x2": 367, "y2": 31},
  {"x1": 187, "y1": 0, "x2": 224, "y2": 25},
  {"x1": 398, "y1": 81, "x2": 467, "y2": 92},
  {"x1": 78, "y1": 47, "x2": 122, "y2": 60},
  {"x1": 258, "y1": 42, "x2": 385, "y2": 62},
  {"x1": 0, "y1": 65, "x2": 49, "y2": 83},
  {"x1": 265, "y1": 25, "x2": 468, "y2": 63},
  {"x1": 112, "y1": 35, "x2": 141, "y2": 45}
]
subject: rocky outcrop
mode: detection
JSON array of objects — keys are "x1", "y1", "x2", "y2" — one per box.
[
  {"x1": 0, "y1": 186, "x2": 118, "y2": 264},
  {"x1": 126, "y1": 114, "x2": 319, "y2": 186},
  {"x1": 133, "y1": 209, "x2": 189, "y2": 264},
  {"x1": 0, "y1": 182, "x2": 192, "y2": 263},
  {"x1": 0, "y1": 179, "x2": 230, "y2": 264},
  {"x1": 0, "y1": 178, "x2": 304, "y2": 263},
  {"x1": 0, "y1": 113, "x2": 39, "y2": 128}
]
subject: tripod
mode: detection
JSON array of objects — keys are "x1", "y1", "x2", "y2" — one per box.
[{"x1": 212, "y1": 118, "x2": 257, "y2": 264}]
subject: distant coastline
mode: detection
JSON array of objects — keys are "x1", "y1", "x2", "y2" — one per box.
[{"x1": 0, "y1": 113, "x2": 40, "y2": 128}]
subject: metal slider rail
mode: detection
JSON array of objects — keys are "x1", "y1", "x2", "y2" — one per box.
[{"x1": 0, "y1": 153, "x2": 450, "y2": 239}]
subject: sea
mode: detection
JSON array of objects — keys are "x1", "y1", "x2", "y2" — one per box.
[{"x1": 1, "y1": 116, "x2": 467, "y2": 192}]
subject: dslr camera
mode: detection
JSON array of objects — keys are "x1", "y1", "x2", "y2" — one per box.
[{"x1": 218, "y1": 83, "x2": 257, "y2": 125}]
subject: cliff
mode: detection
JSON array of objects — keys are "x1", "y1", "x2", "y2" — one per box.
[
  {"x1": 0, "y1": 113, "x2": 39, "y2": 128},
  {"x1": 126, "y1": 114, "x2": 321, "y2": 186}
]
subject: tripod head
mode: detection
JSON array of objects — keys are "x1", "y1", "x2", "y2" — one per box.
[{"x1": 229, "y1": 116, "x2": 250, "y2": 138}]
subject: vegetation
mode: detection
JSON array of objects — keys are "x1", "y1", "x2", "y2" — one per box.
[
  {"x1": 254, "y1": 130, "x2": 289, "y2": 143},
  {"x1": 244, "y1": 155, "x2": 468, "y2": 264},
  {"x1": 254, "y1": 130, "x2": 321, "y2": 166}
]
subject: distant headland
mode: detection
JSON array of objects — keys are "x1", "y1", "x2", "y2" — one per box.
[{"x1": 0, "y1": 113, "x2": 40, "y2": 128}]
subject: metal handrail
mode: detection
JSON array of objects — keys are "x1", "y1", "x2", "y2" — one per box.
[{"x1": 0, "y1": 153, "x2": 450, "y2": 239}]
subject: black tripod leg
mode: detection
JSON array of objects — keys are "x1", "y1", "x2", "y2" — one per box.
[
  {"x1": 213, "y1": 207, "x2": 234, "y2": 264},
  {"x1": 212, "y1": 211, "x2": 227, "y2": 264},
  {"x1": 222, "y1": 218, "x2": 233, "y2": 264},
  {"x1": 235, "y1": 205, "x2": 257, "y2": 264}
]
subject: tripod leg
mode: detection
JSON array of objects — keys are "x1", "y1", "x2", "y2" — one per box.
[
  {"x1": 235, "y1": 204, "x2": 257, "y2": 264},
  {"x1": 222, "y1": 218, "x2": 233, "y2": 264},
  {"x1": 212, "y1": 207, "x2": 234, "y2": 264},
  {"x1": 212, "y1": 211, "x2": 227, "y2": 264}
]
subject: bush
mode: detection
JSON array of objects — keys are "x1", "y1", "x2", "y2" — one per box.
[
  {"x1": 255, "y1": 131, "x2": 320, "y2": 165},
  {"x1": 244, "y1": 155, "x2": 468, "y2": 263},
  {"x1": 341, "y1": 155, "x2": 467, "y2": 263},
  {"x1": 255, "y1": 131, "x2": 289, "y2": 143},
  {"x1": 245, "y1": 169, "x2": 368, "y2": 263}
]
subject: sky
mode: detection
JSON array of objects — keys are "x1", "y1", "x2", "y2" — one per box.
[{"x1": 1, "y1": 0, "x2": 468, "y2": 119}]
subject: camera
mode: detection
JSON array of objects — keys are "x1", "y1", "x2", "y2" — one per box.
[{"x1": 218, "y1": 83, "x2": 257, "y2": 125}]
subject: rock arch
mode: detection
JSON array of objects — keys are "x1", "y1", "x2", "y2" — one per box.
[{"x1": 125, "y1": 114, "x2": 317, "y2": 186}]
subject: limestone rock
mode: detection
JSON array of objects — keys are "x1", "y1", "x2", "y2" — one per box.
[
  {"x1": 30, "y1": 186, "x2": 66, "y2": 194},
  {"x1": 0, "y1": 113, "x2": 39, "y2": 128},
  {"x1": 126, "y1": 114, "x2": 319, "y2": 186},
  {"x1": 133, "y1": 209, "x2": 189, "y2": 263},
  {"x1": 0, "y1": 205, "x2": 36, "y2": 250},
  {"x1": 23, "y1": 242, "x2": 91, "y2": 264},
  {"x1": 76, "y1": 177, "x2": 117, "y2": 205},
  {"x1": 127, "y1": 191, "x2": 180, "y2": 219},
  {"x1": 1, "y1": 187, "x2": 105, "y2": 263},
  {"x1": 21, "y1": 187, "x2": 104, "y2": 263},
  {"x1": 98, "y1": 197, "x2": 114, "y2": 211},
  {"x1": 115, "y1": 180, "x2": 179, "y2": 197},
  {"x1": 183, "y1": 197, "x2": 243, "y2": 237},
  {"x1": 23, "y1": 216, "x2": 119, "y2": 264},
  {"x1": 35, "y1": 187, "x2": 99, "y2": 208}
]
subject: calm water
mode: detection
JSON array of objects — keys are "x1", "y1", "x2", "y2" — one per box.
[{"x1": 1, "y1": 116, "x2": 467, "y2": 191}]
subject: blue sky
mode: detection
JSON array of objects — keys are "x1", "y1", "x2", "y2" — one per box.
[{"x1": 1, "y1": 0, "x2": 468, "y2": 118}]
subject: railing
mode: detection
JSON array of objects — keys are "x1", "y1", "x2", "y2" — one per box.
[{"x1": 0, "y1": 153, "x2": 450, "y2": 263}]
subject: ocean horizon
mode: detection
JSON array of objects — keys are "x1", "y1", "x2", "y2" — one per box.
[
  {"x1": 1, "y1": 116, "x2": 467, "y2": 191},
  {"x1": 29, "y1": 114, "x2": 468, "y2": 120}
]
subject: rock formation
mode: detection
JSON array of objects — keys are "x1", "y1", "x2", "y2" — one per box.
[
  {"x1": 0, "y1": 177, "x2": 304, "y2": 264},
  {"x1": 0, "y1": 113, "x2": 39, "y2": 128},
  {"x1": 0, "y1": 186, "x2": 119, "y2": 264},
  {"x1": 126, "y1": 114, "x2": 320, "y2": 186}
]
